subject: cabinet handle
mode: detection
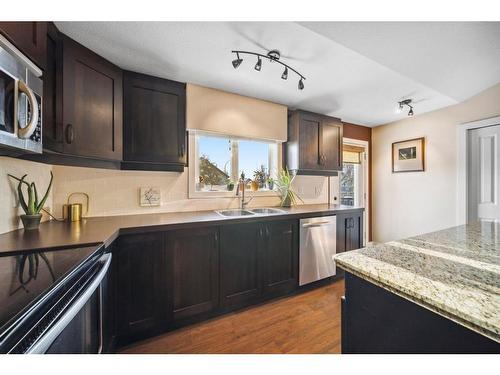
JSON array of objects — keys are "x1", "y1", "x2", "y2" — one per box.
[
  {"x1": 265, "y1": 227, "x2": 270, "y2": 238},
  {"x1": 65, "y1": 124, "x2": 74, "y2": 144},
  {"x1": 180, "y1": 143, "x2": 185, "y2": 157}
]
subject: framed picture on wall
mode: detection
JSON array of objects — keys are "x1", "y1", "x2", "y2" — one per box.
[{"x1": 392, "y1": 137, "x2": 425, "y2": 173}]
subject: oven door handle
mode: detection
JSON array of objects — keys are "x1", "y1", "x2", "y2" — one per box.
[
  {"x1": 16, "y1": 80, "x2": 39, "y2": 139},
  {"x1": 26, "y1": 253, "x2": 112, "y2": 354}
]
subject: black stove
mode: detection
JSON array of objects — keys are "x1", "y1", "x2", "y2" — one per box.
[{"x1": 0, "y1": 244, "x2": 106, "y2": 353}]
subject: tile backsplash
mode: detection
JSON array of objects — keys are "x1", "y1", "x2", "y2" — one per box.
[
  {"x1": 52, "y1": 165, "x2": 335, "y2": 218},
  {"x1": 1, "y1": 158, "x2": 336, "y2": 234}
]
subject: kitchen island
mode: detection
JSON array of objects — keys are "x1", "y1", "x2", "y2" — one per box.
[{"x1": 334, "y1": 222, "x2": 500, "y2": 353}]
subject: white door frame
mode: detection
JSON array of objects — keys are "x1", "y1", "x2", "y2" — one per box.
[
  {"x1": 457, "y1": 116, "x2": 500, "y2": 225},
  {"x1": 343, "y1": 137, "x2": 369, "y2": 246}
]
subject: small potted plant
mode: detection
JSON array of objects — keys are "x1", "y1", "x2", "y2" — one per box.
[
  {"x1": 226, "y1": 178, "x2": 235, "y2": 191},
  {"x1": 253, "y1": 165, "x2": 267, "y2": 189},
  {"x1": 8, "y1": 172, "x2": 53, "y2": 230},
  {"x1": 275, "y1": 168, "x2": 302, "y2": 207},
  {"x1": 266, "y1": 175, "x2": 275, "y2": 190}
]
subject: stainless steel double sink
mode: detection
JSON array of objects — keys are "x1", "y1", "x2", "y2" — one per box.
[{"x1": 215, "y1": 208, "x2": 285, "y2": 217}]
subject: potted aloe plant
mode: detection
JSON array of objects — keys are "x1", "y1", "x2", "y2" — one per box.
[
  {"x1": 8, "y1": 172, "x2": 53, "y2": 230},
  {"x1": 275, "y1": 168, "x2": 302, "y2": 207}
]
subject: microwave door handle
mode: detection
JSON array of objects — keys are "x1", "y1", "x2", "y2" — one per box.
[
  {"x1": 26, "y1": 253, "x2": 112, "y2": 354},
  {"x1": 16, "y1": 80, "x2": 39, "y2": 139}
]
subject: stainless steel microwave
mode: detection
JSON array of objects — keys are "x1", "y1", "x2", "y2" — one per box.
[{"x1": 0, "y1": 34, "x2": 43, "y2": 154}]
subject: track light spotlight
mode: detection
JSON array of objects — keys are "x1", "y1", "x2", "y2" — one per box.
[
  {"x1": 298, "y1": 78, "x2": 304, "y2": 90},
  {"x1": 254, "y1": 57, "x2": 262, "y2": 71},
  {"x1": 396, "y1": 99, "x2": 414, "y2": 117},
  {"x1": 281, "y1": 67, "x2": 288, "y2": 80},
  {"x1": 232, "y1": 53, "x2": 243, "y2": 69}
]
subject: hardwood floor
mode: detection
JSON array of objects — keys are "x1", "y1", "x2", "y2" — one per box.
[{"x1": 119, "y1": 279, "x2": 344, "y2": 354}]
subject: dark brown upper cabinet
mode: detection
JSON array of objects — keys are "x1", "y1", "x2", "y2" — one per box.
[
  {"x1": 61, "y1": 34, "x2": 123, "y2": 161},
  {"x1": 122, "y1": 71, "x2": 186, "y2": 172},
  {"x1": 286, "y1": 110, "x2": 343, "y2": 176},
  {"x1": 0, "y1": 22, "x2": 47, "y2": 70}
]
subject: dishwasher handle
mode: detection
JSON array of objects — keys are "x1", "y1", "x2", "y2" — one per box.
[{"x1": 301, "y1": 221, "x2": 332, "y2": 228}]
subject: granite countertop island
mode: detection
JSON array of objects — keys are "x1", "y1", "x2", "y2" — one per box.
[{"x1": 334, "y1": 221, "x2": 500, "y2": 344}]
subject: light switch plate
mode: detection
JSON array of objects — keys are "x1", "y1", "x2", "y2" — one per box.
[{"x1": 139, "y1": 187, "x2": 161, "y2": 207}]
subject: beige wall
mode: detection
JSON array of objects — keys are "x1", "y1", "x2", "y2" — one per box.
[
  {"x1": 0, "y1": 157, "x2": 53, "y2": 233},
  {"x1": 372, "y1": 83, "x2": 500, "y2": 243}
]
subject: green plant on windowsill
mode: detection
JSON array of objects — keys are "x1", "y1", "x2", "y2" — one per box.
[
  {"x1": 8, "y1": 172, "x2": 54, "y2": 230},
  {"x1": 275, "y1": 168, "x2": 302, "y2": 207}
]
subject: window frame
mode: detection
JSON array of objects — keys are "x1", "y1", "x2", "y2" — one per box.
[{"x1": 188, "y1": 131, "x2": 282, "y2": 199}]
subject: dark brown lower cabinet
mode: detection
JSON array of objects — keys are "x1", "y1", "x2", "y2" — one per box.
[
  {"x1": 261, "y1": 220, "x2": 298, "y2": 298},
  {"x1": 336, "y1": 210, "x2": 364, "y2": 278},
  {"x1": 114, "y1": 233, "x2": 168, "y2": 346},
  {"x1": 337, "y1": 211, "x2": 364, "y2": 253},
  {"x1": 220, "y1": 220, "x2": 299, "y2": 310},
  {"x1": 165, "y1": 227, "x2": 219, "y2": 322},
  {"x1": 220, "y1": 222, "x2": 263, "y2": 310}
]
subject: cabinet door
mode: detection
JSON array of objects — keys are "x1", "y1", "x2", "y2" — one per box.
[
  {"x1": 166, "y1": 227, "x2": 219, "y2": 321},
  {"x1": 220, "y1": 223, "x2": 263, "y2": 310},
  {"x1": 337, "y1": 212, "x2": 364, "y2": 253},
  {"x1": 123, "y1": 71, "x2": 186, "y2": 171},
  {"x1": 261, "y1": 220, "x2": 298, "y2": 298},
  {"x1": 42, "y1": 23, "x2": 63, "y2": 153},
  {"x1": 62, "y1": 35, "x2": 122, "y2": 160},
  {"x1": 0, "y1": 22, "x2": 47, "y2": 69},
  {"x1": 114, "y1": 233, "x2": 168, "y2": 344},
  {"x1": 321, "y1": 118, "x2": 343, "y2": 171},
  {"x1": 298, "y1": 112, "x2": 322, "y2": 170}
]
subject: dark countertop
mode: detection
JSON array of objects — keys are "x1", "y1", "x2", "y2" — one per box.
[{"x1": 0, "y1": 204, "x2": 363, "y2": 255}]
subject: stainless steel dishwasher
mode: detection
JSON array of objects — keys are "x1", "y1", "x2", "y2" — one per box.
[{"x1": 299, "y1": 216, "x2": 337, "y2": 286}]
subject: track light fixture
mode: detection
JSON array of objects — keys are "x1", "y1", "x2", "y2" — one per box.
[
  {"x1": 396, "y1": 99, "x2": 414, "y2": 117},
  {"x1": 232, "y1": 52, "x2": 243, "y2": 69},
  {"x1": 254, "y1": 56, "x2": 262, "y2": 71},
  {"x1": 231, "y1": 49, "x2": 306, "y2": 90}
]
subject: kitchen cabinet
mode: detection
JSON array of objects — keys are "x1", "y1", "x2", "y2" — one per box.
[
  {"x1": 337, "y1": 210, "x2": 364, "y2": 254},
  {"x1": 42, "y1": 22, "x2": 63, "y2": 153},
  {"x1": 261, "y1": 220, "x2": 298, "y2": 298},
  {"x1": 61, "y1": 34, "x2": 122, "y2": 161},
  {"x1": 114, "y1": 233, "x2": 168, "y2": 346},
  {"x1": 286, "y1": 110, "x2": 343, "y2": 175},
  {"x1": 0, "y1": 22, "x2": 47, "y2": 70},
  {"x1": 220, "y1": 220, "x2": 298, "y2": 310},
  {"x1": 122, "y1": 71, "x2": 186, "y2": 171},
  {"x1": 220, "y1": 223, "x2": 263, "y2": 310},
  {"x1": 166, "y1": 227, "x2": 219, "y2": 322}
]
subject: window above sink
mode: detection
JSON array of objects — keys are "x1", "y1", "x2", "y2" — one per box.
[{"x1": 188, "y1": 131, "x2": 281, "y2": 198}]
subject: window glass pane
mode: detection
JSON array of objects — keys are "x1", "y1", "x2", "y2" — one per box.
[
  {"x1": 340, "y1": 163, "x2": 356, "y2": 206},
  {"x1": 197, "y1": 134, "x2": 232, "y2": 191},
  {"x1": 238, "y1": 139, "x2": 271, "y2": 189}
]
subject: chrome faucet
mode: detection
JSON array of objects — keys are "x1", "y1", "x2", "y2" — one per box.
[{"x1": 236, "y1": 174, "x2": 253, "y2": 210}]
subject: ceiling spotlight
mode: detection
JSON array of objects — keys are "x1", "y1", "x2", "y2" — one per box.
[
  {"x1": 254, "y1": 57, "x2": 262, "y2": 71},
  {"x1": 298, "y1": 78, "x2": 304, "y2": 90},
  {"x1": 281, "y1": 67, "x2": 288, "y2": 80},
  {"x1": 397, "y1": 99, "x2": 414, "y2": 117},
  {"x1": 232, "y1": 53, "x2": 243, "y2": 69},
  {"x1": 231, "y1": 49, "x2": 306, "y2": 91}
]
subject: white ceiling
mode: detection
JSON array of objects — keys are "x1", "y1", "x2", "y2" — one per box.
[{"x1": 55, "y1": 22, "x2": 500, "y2": 127}]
